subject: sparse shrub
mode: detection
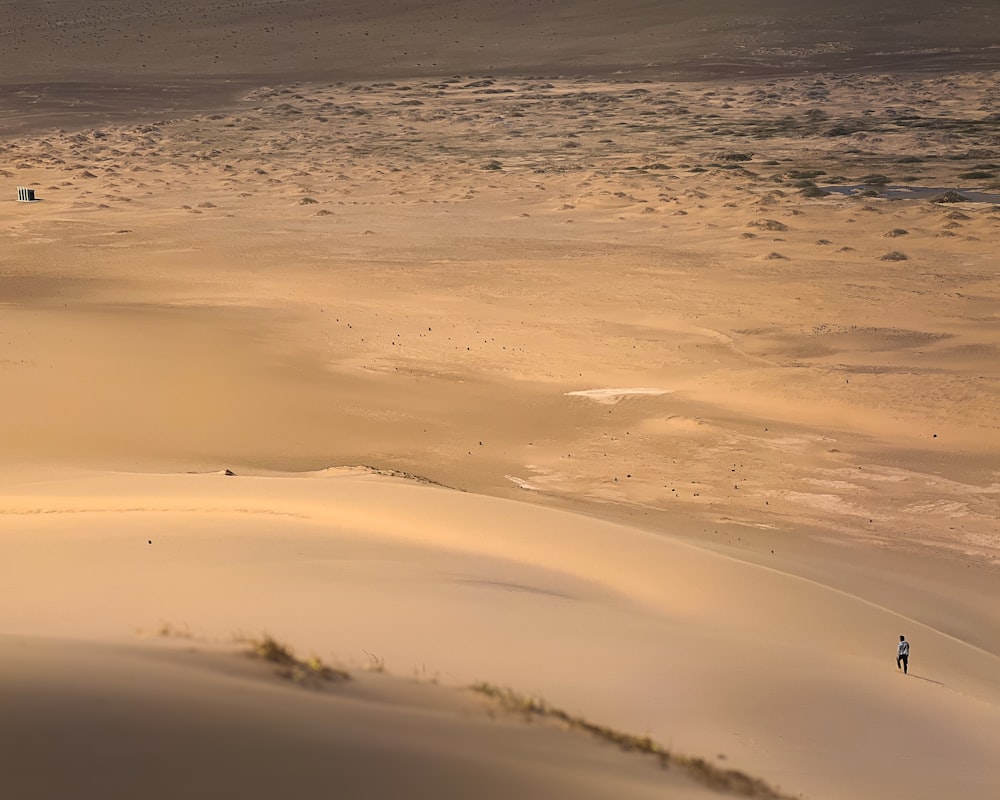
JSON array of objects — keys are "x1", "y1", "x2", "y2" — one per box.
[
  {"x1": 243, "y1": 634, "x2": 350, "y2": 685},
  {"x1": 930, "y1": 191, "x2": 969, "y2": 203},
  {"x1": 747, "y1": 218, "x2": 789, "y2": 232},
  {"x1": 958, "y1": 170, "x2": 995, "y2": 179},
  {"x1": 800, "y1": 184, "x2": 829, "y2": 198},
  {"x1": 825, "y1": 122, "x2": 862, "y2": 136},
  {"x1": 787, "y1": 169, "x2": 826, "y2": 180},
  {"x1": 250, "y1": 634, "x2": 296, "y2": 664},
  {"x1": 471, "y1": 683, "x2": 794, "y2": 799},
  {"x1": 362, "y1": 650, "x2": 386, "y2": 672}
]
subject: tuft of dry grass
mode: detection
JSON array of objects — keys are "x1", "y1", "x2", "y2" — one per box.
[
  {"x1": 362, "y1": 650, "x2": 386, "y2": 672},
  {"x1": 241, "y1": 634, "x2": 350, "y2": 686},
  {"x1": 472, "y1": 683, "x2": 796, "y2": 799},
  {"x1": 154, "y1": 621, "x2": 194, "y2": 639}
]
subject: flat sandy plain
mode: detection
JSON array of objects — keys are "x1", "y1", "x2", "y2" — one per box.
[{"x1": 2, "y1": 3, "x2": 1000, "y2": 800}]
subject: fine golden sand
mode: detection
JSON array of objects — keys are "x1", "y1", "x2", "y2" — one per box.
[{"x1": 2, "y1": 3, "x2": 1000, "y2": 800}]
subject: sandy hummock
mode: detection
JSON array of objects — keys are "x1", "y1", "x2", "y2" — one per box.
[{"x1": 2, "y1": 3, "x2": 1000, "y2": 800}]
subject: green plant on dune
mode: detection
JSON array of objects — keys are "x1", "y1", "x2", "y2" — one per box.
[
  {"x1": 471, "y1": 683, "x2": 795, "y2": 799},
  {"x1": 242, "y1": 634, "x2": 351, "y2": 686}
]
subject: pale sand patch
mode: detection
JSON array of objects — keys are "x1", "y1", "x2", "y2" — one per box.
[
  {"x1": 565, "y1": 388, "x2": 673, "y2": 404},
  {"x1": 505, "y1": 475, "x2": 541, "y2": 491}
]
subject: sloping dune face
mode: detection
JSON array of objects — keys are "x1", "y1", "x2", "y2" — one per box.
[
  {"x1": 0, "y1": 637, "x2": 732, "y2": 800},
  {"x1": 2, "y1": 471, "x2": 1000, "y2": 800}
]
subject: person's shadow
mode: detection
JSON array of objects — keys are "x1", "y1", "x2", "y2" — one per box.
[{"x1": 908, "y1": 673, "x2": 944, "y2": 686}]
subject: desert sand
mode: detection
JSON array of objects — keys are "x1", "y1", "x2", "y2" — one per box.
[{"x1": 2, "y1": 3, "x2": 1000, "y2": 800}]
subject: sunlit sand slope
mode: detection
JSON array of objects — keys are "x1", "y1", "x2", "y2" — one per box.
[{"x1": 2, "y1": 470, "x2": 999, "y2": 800}]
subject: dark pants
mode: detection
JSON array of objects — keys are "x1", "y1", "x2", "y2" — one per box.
[{"x1": 897, "y1": 654, "x2": 908, "y2": 674}]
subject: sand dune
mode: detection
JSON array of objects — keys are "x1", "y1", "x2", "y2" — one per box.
[
  {"x1": 2, "y1": 635, "x2": 743, "y2": 800},
  {"x1": 2, "y1": 469, "x2": 999, "y2": 800},
  {"x1": 3, "y1": 3, "x2": 1000, "y2": 800}
]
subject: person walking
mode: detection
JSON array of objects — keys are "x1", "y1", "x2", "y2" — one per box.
[{"x1": 897, "y1": 635, "x2": 910, "y2": 674}]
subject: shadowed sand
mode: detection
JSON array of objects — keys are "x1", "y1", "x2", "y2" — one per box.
[
  {"x1": 2, "y1": 4, "x2": 1000, "y2": 800},
  {"x1": 1, "y1": 635, "x2": 753, "y2": 800}
]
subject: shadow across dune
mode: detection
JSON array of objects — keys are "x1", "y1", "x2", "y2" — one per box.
[{"x1": 907, "y1": 673, "x2": 946, "y2": 686}]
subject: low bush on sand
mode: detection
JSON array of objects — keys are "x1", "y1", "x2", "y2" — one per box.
[
  {"x1": 472, "y1": 682, "x2": 795, "y2": 799},
  {"x1": 242, "y1": 634, "x2": 350, "y2": 686}
]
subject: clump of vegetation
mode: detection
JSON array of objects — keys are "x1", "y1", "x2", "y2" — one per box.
[
  {"x1": 154, "y1": 621, "x2": 193, "y2": 639},
  {"x1": 880, "y1": 251, "x2": 909, "y2": 261},
  {"x1": 243, "y1": 634, "x2": 350, "y2": 686},
  {"x1": 825, "y1": 121, "x2": 864, "y2": 137},
  {"x1": 930, "y1": 190, "x2": 970, "y2": 204},
  {"x1": 482, "y1": 160, "x2": 503, "y2": 170},
  {"x1": 799, "y1": 183, "x2": 829, "y2": 198},
  {"x1": 884, "y1": 228, "x2": 909, "y2": 237},
  {"x1": 787, "y1": 169, "x2": 825, "y2": 180},
  {"x1": 747, "y1": 218, "x2": 788, "y2": 232},
  {"x1": 859, "y1": 173, "x2": 891, "y2": 186},
  {"x1": 362, "y1": 650, "x2": 386, "y2": 672},
  {"x1": 958, "y1": 170, "x2": 994, "y2": 180},
  {"x1": 472, "y1": 683, "x2": 795, "y2": 798}
]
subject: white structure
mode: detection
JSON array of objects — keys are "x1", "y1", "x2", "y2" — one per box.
[{"x1": 17, "y1": 186, "x2": 37, "y2": 202}]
